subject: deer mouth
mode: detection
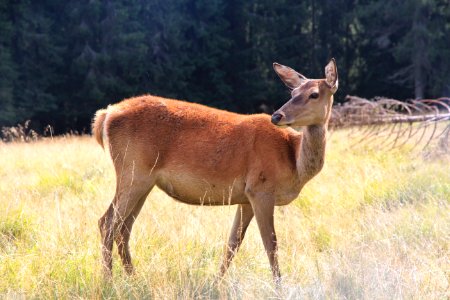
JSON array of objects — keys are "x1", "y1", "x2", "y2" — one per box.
[{"x1": 274, "y1": 122, "x2": 292, "y2": 128}]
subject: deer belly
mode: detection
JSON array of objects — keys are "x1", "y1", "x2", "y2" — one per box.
[{"x1": 156, "y1": 171, "x2": 248, "y2": 205}]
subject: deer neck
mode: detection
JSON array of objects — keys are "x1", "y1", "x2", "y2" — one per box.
[
  {"x1": 296, "y1": 123, "x2": 327, "y2": 185},
  {"x1": 295, "y1": 95, "x2": 333, "y2": 184}
]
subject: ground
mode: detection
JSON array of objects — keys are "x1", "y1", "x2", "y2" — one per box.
[{"x1": 0, "y1": 127, "x2": 448, "y2": 299}]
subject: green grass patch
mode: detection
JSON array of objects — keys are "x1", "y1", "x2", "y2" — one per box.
[{"x1": 0, "y1": 209, "x2": 35, "y2": 253}]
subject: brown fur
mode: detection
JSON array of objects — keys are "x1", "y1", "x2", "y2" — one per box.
[{"x1": 94, "y1": 59, "x2": 338, "y2": 283}]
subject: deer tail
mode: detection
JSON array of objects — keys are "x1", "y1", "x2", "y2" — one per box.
[{"x1": 92, "y1": 109, "x2": 108, "y2": 149}]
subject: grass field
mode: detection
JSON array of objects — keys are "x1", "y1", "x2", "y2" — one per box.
[{"x1": 0, "y1": 128, "x2": 449, "y2": 299}]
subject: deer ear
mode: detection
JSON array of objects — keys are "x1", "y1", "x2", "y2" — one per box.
[
  {"x1": 273, "y1": 63, "x2": 308, "y2": 89},
  {"x1": 325, "y1": 58, "x2": 338, "y2": 93}
]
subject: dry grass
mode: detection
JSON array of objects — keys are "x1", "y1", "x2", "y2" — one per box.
[{"x1": 0, "y1": 129, "x2": 448, "y2": 299}]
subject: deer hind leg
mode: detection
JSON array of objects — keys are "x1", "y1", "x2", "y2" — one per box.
[
  {"x1": 248, "y1": 193, "x2": 281, "y2": 283},
  {"x1": 99, "y1": 165, "x2": 155, "y2": 277},
  {"x1": 99, "y1": 203, "x2": 114, "y2": 276},
  {"x1": 115, "y1": 188, "x2": 152, "y2": 275},
  {"x1": 219, "y1": 204, "x2": 254, "y2": 277}
]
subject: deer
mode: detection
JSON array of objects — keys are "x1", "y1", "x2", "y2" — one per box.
[{"x1": 92, "y1": 59, "x2": 338, "y2": 283}]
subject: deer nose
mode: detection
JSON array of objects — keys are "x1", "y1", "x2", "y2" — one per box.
[{"x1": 271, "y1": 112, "x2": 284, "y2": 125}]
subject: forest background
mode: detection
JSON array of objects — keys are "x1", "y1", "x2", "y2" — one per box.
[{"x1": 1, "y1": 0, "x2": 449, "y2": 133}]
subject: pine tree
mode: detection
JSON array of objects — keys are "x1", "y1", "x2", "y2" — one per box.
[
  {"x1": 356, "y1": 0, "x2": 450, "y2": 99},
  {"x1": 0, "y1": 1, "x2": 18, "y2": 125},
  {"x1": 226, "y1": 0, "x2": 312, "y2": 112},
  {"x1": 0, "y1": 0, "x2": 66, "y2": 128},
  {"x1": 137, "y1": 0, "x2": 233, "y2": 108}
]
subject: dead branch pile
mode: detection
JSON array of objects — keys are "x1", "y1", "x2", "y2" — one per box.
[{"x1": 330, "y1": 96, "x2": 450, "y2": 153}]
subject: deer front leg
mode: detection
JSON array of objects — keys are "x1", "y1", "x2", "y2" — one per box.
[
  {"x1": 219, "y1": 204, "x2": 254, "y2": 277},
  {"x1": 248, "y1": 194, "x2": 281, "y2": 283}
]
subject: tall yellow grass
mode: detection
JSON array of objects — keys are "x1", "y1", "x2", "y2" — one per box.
[{"x1": 0, "y1": 129, "x2": 448, "y2": 299}]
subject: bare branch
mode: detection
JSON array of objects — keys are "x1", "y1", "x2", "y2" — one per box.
[{"x1": 331, "y1": 96, "x2": 450, "y2": 154}]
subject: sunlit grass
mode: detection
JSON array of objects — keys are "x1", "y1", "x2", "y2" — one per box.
[{"x1": 0, "y1": 129, "x2": 448, "y2": 299}]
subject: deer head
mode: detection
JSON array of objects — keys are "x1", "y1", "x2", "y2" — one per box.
[{"x1": 271, "y1": 59, "x2": 338, "y2": 127}]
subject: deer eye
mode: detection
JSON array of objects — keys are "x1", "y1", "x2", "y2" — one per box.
[{"x1": 310, "y1": 92, "x2": 319, "y2": 99}]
